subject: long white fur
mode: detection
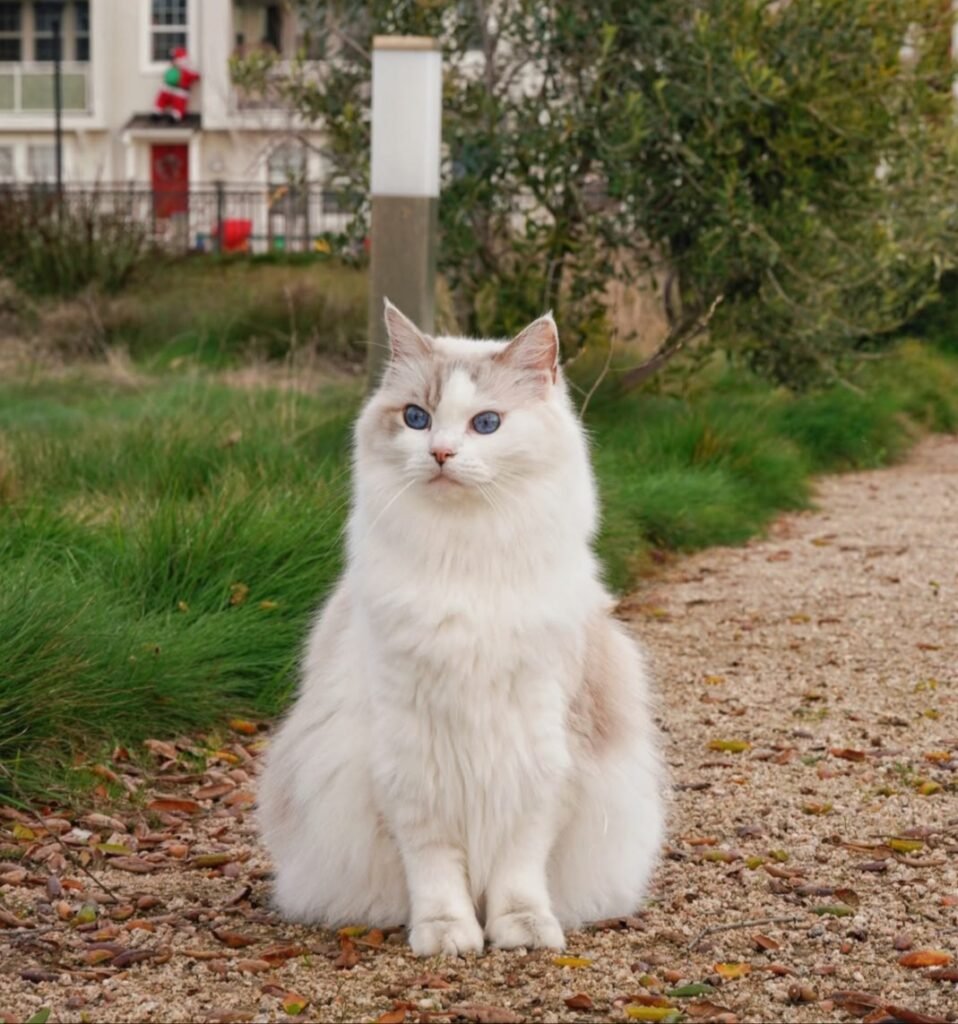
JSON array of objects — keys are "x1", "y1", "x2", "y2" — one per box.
[{"x1": 258, "y1": 303, "x2": 664, "y2": 956}]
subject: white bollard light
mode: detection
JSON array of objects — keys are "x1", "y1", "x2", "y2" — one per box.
[{"x1": 367, "y1": 36, "x2": 442, "y2": 385}]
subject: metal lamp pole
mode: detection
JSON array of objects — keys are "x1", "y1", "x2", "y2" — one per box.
[
  {"x1": 53, "y1": 6, "x2": 64, "y2": 209},
  {"x1": 367, "y1": 36, "x2": 442, "y2": 387}
]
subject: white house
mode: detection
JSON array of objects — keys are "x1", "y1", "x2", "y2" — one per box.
[{"x1": 0, "y1": 1, "x2": 341, "y2": 249}]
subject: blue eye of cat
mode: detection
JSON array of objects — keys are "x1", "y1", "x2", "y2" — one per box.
[
  {"x1": 472, "y1": 411, "x2": 501, "y2": 435},
  {"x1": 403, "y1": 404, "x2": 430, "y2": 430}
]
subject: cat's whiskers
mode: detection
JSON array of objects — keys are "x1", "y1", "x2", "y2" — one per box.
[{"x1": 364, "y1": 473, "x2": 420, "y2": 536}]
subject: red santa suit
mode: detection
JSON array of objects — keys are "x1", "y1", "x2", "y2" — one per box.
[{"x1": 154, "y1": 48, "x2": 201, "y2": 121}]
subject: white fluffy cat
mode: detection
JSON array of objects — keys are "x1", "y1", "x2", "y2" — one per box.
[{"x1": 258, "y1": 302, "x2": 664, "y2": 956}]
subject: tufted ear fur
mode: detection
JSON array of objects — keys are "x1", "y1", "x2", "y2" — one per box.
[
  {"x1": 494, "y1": 313, "x2": 559, "y2": 384},
  {"x1": 383, "y1": 299, "x2": 432, "y2": 363}
]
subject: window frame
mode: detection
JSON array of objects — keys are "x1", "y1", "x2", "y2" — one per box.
[
  {"x1": 143, "y1": 0, "x2": 191, "y2": 71},
  {"x1": 0, "y1": 1, "x2": 22, "y2": 63}
]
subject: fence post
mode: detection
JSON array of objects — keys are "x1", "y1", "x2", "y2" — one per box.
[
  {"x1": 367, "y1": 36, "x2": 442, "y2": 387},
  {"x1": 214, "y1": 179, "x2": 225, "y2": 254},
  {"x1": 303, "y1": 180, "x2": 310, "y2": 254}
]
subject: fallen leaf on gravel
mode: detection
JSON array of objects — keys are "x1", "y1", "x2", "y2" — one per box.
[
  {"x1": 830, "y1": 991, "x2": 885, "y2": 1016},
  {"x1": 26, "y1": 1010, "x2": 52, "y2": 1024},
  {"x1": 624, "y1": 1008, "x2": 678, "y2": 1022},
  {"x1": 708, "y1": 739, "x2": 750, "y2": 753},
  {"x1": 591, "y1": 915, "x2": 644, "y2": 931},
  {"x1": 886, "y1": 838, "x2": 924, "y2": 854},
  {"x1": 863, "y1": 1009, "x2": 948, "y2": 1024},
  {"x1": 927, "y1": 968, "x2": 958, "y2": 981},
  {"x1": 147, "y1": 798, "x2": 200, "y2": 815},
  {"x1": 281, "y1": 992, "x2": 309, "y2": 1015},
  {"x1": 190, "y1": 853, "x2": 234, "y2": 868},
  {"x1": 111, "y1": 948, "x2": 156, "y2": 969},
  {"x1": 84, "y1": 949, "x2": 114, "y2": 965},
  {"x1": 446, "y1": 1006, "x2": 522, "y2": 1024},
  {"x1": 144, "y1": 739, "x2": 179, "y2": 761},
  {"x1": 830, "y1": 748, "x2": 867, "y2": 762},
  {"x1": 259, "y1": 944, "x2": 307, "y2": 964},
  {"x1": 802, "y1": 802, "x2": 833, "y2": 816},
  {"x1": 834, "y1": 887, "x2": 861, "y2": 908},
  {"x1": 685, "y1": 1002, "x2": 736, "y2": 1020},
  {"x1": 213, "y1": 928, "x2": 257, "y2": 948},
  {"x1": 0, "y1": 867, "x2": 27, "y2": 884},
  {"x1": 752, "y1": 933, "x2": 780, "y2": 952},
  {"x1": 195, "y1": 784, "x2": 235, "y2": 800},
  {"x1": 333, "y1": 935, "x2": 361, "y2": 969},
  {"x1": 714, "y1": 963, "x2": 751, "y2": 980},
  {"x1": 897, "y1": 950, "x2": 952, "y2": 968},
  {"x1": 811, "y1": 905, "x2": 854, "y2": 917},
  {"x1": 21, "y1": 969, "x2": 60, "y2": 983},
  {"x1": 377, "y1": 1010, "x2": 407, "y2": 1024},
  {"x1": 363, "y1": 928, "x2": 385, "y2": 946},
  {"x1": 564, "y1": 993, "x2": 594, "y2": 1010},
  {"x1": 666, "y1": 984, "x2": 715, "y2": 998},
  {"x1": 553, "y1": 956, "x2": 592, "y2": 968},
  {"x1": 409, "y1": 973, "x2": 452, "y2": 989},
  {"x1": 108, "y1": 856, "x2": 157, "y2": 874}
]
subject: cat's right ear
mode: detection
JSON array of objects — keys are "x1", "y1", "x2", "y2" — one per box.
[{"x1": 383, "y1": 299, "x2": 432, "y2": 364}]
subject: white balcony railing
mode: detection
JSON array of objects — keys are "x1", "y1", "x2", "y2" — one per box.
[{"x1": 0, "y1": 62, "x2": 91, "y2": 114}]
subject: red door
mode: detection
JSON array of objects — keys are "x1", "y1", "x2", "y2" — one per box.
[{"x1": 151, "y1": 144, "x2": 189, "y2": 219}]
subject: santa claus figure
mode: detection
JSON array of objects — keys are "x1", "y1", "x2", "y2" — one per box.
[{"x1": 154, "y1": 48, "x2": 201, "y2": 122}]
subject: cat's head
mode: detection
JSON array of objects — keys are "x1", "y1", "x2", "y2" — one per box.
[{"x1": 355, "y1": 300, "x2": 576, "y2": 505}]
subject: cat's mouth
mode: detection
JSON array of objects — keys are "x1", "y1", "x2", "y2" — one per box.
[{"x1": 428, "y1": 471, "x2": 463, "y2": 487}]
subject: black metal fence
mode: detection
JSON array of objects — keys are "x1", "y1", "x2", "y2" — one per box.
[{"x1": 0, "y1": 182, "x2": 361, "y2": 256}]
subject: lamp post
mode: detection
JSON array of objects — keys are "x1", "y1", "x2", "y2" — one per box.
[
  {"x1": 53, "y1": 6, "x2": 64, "y2": 208},
  {"x1": 367, "y1": 35, "x2": 442, "y2": 386}
]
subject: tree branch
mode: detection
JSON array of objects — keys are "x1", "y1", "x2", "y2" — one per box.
[{"x1": 618, "y1": 293, "x2": 723, "y2": 392}]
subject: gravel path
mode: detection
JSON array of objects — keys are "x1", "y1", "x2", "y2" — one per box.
[{"x1": 2, "y1": 435, "x2": 957, "y2": 1024}]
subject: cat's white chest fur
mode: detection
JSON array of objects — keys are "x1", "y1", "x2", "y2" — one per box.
[{"x1": 258, "y1": 304, "x2": 664, "y2": 956}]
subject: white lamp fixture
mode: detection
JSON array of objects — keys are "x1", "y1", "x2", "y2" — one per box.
[
  {"x1": 367, "y1": 36, "x2": 443, "y2": 384},
  {"x1": 371, "y1": 37, "x2": 442, "y2": 198}
]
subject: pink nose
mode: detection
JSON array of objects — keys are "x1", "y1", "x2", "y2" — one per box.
[{"x1": 432, "y1": 447, "x2": 455, "y2": 465}]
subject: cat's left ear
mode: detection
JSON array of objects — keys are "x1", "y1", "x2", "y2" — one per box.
[
  {"x1": 383, "y1": 298, "x2": 432, "y2": 363},
  {"x1": 495, "y1": 313, "x2": 559, "y2": 385}
]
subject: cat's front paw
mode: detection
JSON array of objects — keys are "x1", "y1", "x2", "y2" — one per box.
[
  {"x1": 486, "y1": 908, "x2": 565, "y2": 950},
  {"x1": 409, "y1": 914, "x2": 485, "y2": 957}
]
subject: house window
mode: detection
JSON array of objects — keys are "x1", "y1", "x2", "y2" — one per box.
[
  {"x1": 28, "y1": 144, "x2": 56, "y2": 181},
  {"x1": 75, "y1": 1, "x2": 89, "y2": 61},
  {"x1": 0, "y1": 145, "x2": 14, "y2": 181},
  {"x1": 34, "y1": 2, "x2": 65, "y2": 61},
  {"x1": 0, "y1": 2, "x2": 22, "y2": 62},
  {"x1": 151, "y1": 0, "x2": 188, "y2": 62}
]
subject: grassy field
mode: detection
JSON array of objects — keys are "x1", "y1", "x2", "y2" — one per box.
[{"x1": 1, "y1": 334, "x2": 957, "y2": 799}]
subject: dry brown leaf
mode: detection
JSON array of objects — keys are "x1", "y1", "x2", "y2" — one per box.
[
  {"x1": 830, "y1": 748, "x2": 867, "y2": 762},
  {"x1": 111, "y1": 948, "x2": 155, "y2": 968},
  {"x1": 333, "y1": 935, "x2": 360, "y2": 970},
  {"x1": 927, "y1": 968, "x2": 958, "y2": 981},
  {"x1": 144, "y1": 739, "x2": 179, "y2": 761},
  {"x1": 377, "y1": 1011, "x2": 408, "y2": 1024},
  {"x1": 194, "y1": 784, "x2": 235, "y2": 801},
  {"x1": 212, "y1": 928, "x2": 257, "y2": 949},
  {"x1": 108, "y1": 856, "x2": 157, "y2": 874},
  {"x1": 147, "y1": 798, "x2": 201, "y2": 815},
  {"x1": 446, "y1": 1006, "x2": 523, "y2": 1024},
  {"x1": 898, "y1": 950, "x2": 952, "y2": 968},
  {"x1": 564, "y1": 993, "x2": 594, "y2": 1010},
  {"x1": 752, "y1": 933, "x2": 780, "y2": 952},
  {"x1": 259, "y1": 944, "x2": 307, "y2": 964}
]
